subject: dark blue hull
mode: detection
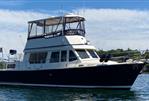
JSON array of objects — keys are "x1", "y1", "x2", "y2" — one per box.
[{"x1": 0, "y1": 63, "x2": 144, "y2": 89}]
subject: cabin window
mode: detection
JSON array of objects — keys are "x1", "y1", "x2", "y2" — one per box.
[
  {"x1": 29, "y1": 52, "x2": 47, "y2": 64},
  {"x1": 61, "y1": 50, "x2": 67, "y2": 62},
  {"x1": 69, "y1": 50, "x2": 77, "y2": 61},
  {"x1": 7, "y1": 64, "x2": 15, "y2": 69},
  {"x1": 76, "y1": 49, "x2": 89, "y2": 59},
  {"x1": 87, "y1": 50, "x2": 98, "y2": 58},
  {"x1": 50, "y1": 51, "x2": 60, "y2": 63}
]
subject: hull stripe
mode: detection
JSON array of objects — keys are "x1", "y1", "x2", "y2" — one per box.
[{"x1": 0, "y1": 82, "x2": 131, "y2": 89}]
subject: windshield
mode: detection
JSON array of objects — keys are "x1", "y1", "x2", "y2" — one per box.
[
  {"x1": 76, "y1": 49, "x2": 89, "y2": 59},
  {"x1": 87, "y1": 50, "x2": 98, "y2": 58}
]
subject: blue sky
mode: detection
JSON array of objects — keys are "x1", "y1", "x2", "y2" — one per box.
[
  {"x1": 1, "y1": 0, "x2": 149, "y2": 11},
  {"x1": 0, "y1": 0, "x2": 149, "y2": 54}
]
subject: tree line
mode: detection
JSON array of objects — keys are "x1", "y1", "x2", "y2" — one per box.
[{"x1": 96, "y1": 48, "x2": 149, "y2": 60}]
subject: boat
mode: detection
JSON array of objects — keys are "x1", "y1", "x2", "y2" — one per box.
[{"x1": 0, "y1": 14, "x2": 144, "y2": 89}]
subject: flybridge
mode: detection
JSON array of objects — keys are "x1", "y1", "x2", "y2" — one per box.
[{"x1": 28, "y1": 14, "x2": 86, "y2": 39}]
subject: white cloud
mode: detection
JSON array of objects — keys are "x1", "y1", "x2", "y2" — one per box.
[
  {"x1": 74, "y1": 9, "x2": 149, "y2": 50},
  {"x1": 0, "y1": 8, "x2": 149, "y2": 56},
  {"x1": 0, "y1": 9, "x2": 50, "y2": 54}
]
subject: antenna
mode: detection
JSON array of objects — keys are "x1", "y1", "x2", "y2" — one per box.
[
  {"x1": 82, "y1": 0, "x2": 86, "y2": 16},
  {"x1": 60, "y1": 2, "x2": 64, "y2": 16}
]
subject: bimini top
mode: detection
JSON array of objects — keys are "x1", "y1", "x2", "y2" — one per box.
[
  {"x1": 28, "y1": 14, "x2": 86, "y2": 39},
  {"x1": 28, "y1": 14, "x2": 85, "y2": 25}
]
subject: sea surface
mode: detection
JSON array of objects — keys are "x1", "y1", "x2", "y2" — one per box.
[{"x1": 0, "y1": 74, "x2": 148, "y2": 101}]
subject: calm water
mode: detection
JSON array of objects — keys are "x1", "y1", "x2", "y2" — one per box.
[{"x1": 0, "y1": 74, "x2": 148, "y2": 101}]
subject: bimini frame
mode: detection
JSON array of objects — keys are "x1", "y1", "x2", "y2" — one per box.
[{"x1": 28, "y1": 14, "x2": 86, "y2": 40}]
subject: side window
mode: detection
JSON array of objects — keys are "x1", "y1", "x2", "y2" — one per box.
[
  {"x1": 50, "y1": 51, "x2": 60, "y2": 63},
  {"x1": 69, "y1": 50, "x2": 77, "y2": 61},
  {"x1": 61, "y1": 50, "x2": 67, "y2": 62},
  {"x1": 29, "y1": 53, "x2": 36, "y2": 64},
  {"x1": 29, "y1": 52, "x2": 47, "y2": 64}
]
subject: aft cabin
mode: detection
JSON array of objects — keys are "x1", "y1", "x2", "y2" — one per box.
[{"x1": 16, "y1": 14, "x2": 100, "y2": 70}]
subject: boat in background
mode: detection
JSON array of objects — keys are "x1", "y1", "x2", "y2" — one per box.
[{"x1": 0, "y1": 14, "x2": 144, "y2": 89}]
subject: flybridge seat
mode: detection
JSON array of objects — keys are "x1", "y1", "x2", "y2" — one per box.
[{"x1": 28, "y1": 14, "x2": 86, "y2": 39}]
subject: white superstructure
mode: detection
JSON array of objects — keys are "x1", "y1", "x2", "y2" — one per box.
[{"x1": 15, "y1": 14, "x2": 117, "y2": 70}]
